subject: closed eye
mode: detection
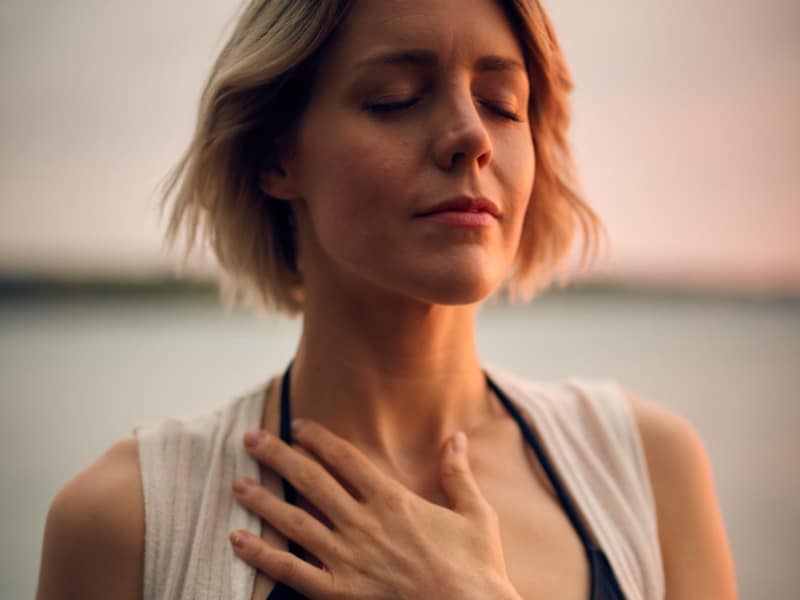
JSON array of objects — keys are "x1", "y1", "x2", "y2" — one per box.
[
  {"x1": 366, "y1": 97, "x2": 421, "y2": 113},
  {"x1": 480, "y1": 102, "x2": 524, "y2": 123},
  {"x1": 365, "y1": 97, "x2": 523, "y2": 122}
]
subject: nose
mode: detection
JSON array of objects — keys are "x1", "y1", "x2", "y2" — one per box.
[{"x1": 431, "y1": 87, "x2": 493, "y2": 172}]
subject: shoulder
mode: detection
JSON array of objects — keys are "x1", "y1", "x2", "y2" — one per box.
[
  {"x1": 621, "y1": 388, "x2": 704, "y2": 480},
  {"x1": 621, "y1": 388, "x2": 738, "y2": 599},
  {"x1": 621, "y1": 388, "x2": 720, "y2": 526},
  {"x1": 493, "y1": 368, "x2": 647, "y2": 459},
  {"x1": 37, "y1": 436, "x2": 143, "y2": 600}
]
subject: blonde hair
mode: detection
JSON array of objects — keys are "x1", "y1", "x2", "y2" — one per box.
[{"x1": 160, "y1": 0, "x2": 606, "y2": 316}]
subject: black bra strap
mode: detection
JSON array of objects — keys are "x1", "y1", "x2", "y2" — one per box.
[
  {"x1": 279, "y1": 361, "x2": 307, "y2": 560},
  {"x1": 485, "y1": 372, "x2": 599, "y2": 552}
]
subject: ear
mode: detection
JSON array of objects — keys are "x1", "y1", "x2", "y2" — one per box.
[{"x1": 259, "y1": 144, "x2": 302, "y2": 201}]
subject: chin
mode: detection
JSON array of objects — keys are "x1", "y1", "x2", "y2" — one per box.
[
  {"x1": 403, "y1": 268, "x2": 503, "y2": 306},
  {"x1": 331, "y1": 247, "x2": 509, "y2": 307}
]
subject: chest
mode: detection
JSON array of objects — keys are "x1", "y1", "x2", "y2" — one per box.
[{"x1": 468, "y1": 423, "x2": 591, "y2": 600}]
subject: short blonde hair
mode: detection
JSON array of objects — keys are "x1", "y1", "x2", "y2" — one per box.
[{"x1": 160, "y1": 0, "x2": 606, "y2": 316}]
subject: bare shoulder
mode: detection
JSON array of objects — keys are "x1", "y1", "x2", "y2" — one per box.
[
  {"x1": 36, "y1": 435, "x2": 144, "y2": 600},
  {"x1": 621, "y1": 388, "x2": 737, "y2": 600}
]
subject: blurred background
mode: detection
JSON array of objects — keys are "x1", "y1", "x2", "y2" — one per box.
[{"x1": 1, "y1": 0, "x2": 798, "y2": 597}]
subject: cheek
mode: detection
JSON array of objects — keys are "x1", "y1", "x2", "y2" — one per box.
[
  {"x1": 296, "y1": 128, "x2": 417, "y2": 260},
  {"x1": 496, "y1": 134, "x2": 536, "y2": 241},
  {"x1": 505, "y1": 130, "x2": 536, "y2": 198},
  {"x1": 302, "y1": 125, "x2": 415, "y2": 222}
]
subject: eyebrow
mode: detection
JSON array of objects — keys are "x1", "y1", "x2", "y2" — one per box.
[{"x1": 354, "y1": 48, "x2": 526, "y2": 74}]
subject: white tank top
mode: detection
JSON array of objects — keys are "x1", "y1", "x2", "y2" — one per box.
[{"x1": 134, "y1": 365, "x2": 665, "y2": 599}]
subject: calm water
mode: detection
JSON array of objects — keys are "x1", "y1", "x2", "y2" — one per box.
[{"x1": 2, "y1": 288, "x2": 798, "y2": 598}]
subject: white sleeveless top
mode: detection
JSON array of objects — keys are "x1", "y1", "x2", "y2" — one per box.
[{"x1": 134, "y1": 366, "x2": 665, "y2": 599}]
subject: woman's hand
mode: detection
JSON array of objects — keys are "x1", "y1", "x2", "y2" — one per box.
[{"x1": 230, "y1": 419, "x2": 522, "y2": 600}]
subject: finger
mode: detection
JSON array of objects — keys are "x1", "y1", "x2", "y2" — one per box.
[
  {"x1": 291, "y1": 418, "x2": 387, "y2": 501},
  {"x1": 244, "y1": 430, "x2": 361, "y2": 526},
  {"x1": 230, "y1": 529, "x2": 332, "y2": 599},
  {"x1": 232, "y1": 476, "x2": 341, "y2": 562},
  {"x1": 438, "y1": 431, "x2": 490, "y2": 518}
]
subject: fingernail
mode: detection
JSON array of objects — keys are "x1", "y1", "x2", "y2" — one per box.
[
  {"x1": 291, "y1": 418, "x2": 306, "y2": 435},
  {"x1": 232, "y1": 477, "x2": 251, "y2": 494},
  {"x1": 244, "y1": 431, "x2": 265, "y2": 448},
  {"x1": 452, "y1": 431, "x2": 467, "y2": 454},
  {"x1": 230, "y1": 529, "x2": 252, "y2": 548}
]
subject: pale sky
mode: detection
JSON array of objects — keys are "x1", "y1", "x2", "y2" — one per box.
[{"x1": 1, "y1": 0, "x2": 798, "y2": 293}]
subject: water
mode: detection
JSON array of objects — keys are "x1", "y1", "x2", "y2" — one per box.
[{"x1": 2, "y1": 288, "x2": 798, "y2": 598}]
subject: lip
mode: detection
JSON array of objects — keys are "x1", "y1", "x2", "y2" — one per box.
[
  {"x1": 416, "y1": 211, "x2": 496, "y2": 228},
  {"x1": 415, "y1": 196, "x2": 501, "y2": 219}
]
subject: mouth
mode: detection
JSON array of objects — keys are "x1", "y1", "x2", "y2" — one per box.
[
  {"x1": 414, "y1": 196, "x2": 501, "y2": 219},
  {"x1": 413, "y1": 196, "x2": 500, "y2": 229}
]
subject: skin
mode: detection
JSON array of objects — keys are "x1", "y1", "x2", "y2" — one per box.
[{"x1": 35, "y1": 1, "x2": 737, "y2": 599}]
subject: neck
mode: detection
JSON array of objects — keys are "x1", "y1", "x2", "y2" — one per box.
[{"x1": 288, "y1": 292, "x2": 496, "y2": 474}]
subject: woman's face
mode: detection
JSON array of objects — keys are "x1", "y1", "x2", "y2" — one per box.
[{"x1": 275, "y1": 0, "x2": 534, "y2": 306}]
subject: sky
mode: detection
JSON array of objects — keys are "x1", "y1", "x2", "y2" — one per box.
[{"x1": 0, "y1": 0, "x2": 798, "y2": 293}]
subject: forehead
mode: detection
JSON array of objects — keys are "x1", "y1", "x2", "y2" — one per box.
[{"x1": 319, "y1": 0, "x2": 525, "y2": 74}]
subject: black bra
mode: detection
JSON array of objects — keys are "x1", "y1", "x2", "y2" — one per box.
[{"x1": 265, "y1": 363, "x2": 626, "y2": 599}]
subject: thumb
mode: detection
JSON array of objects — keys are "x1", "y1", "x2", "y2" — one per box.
[{"x1": 439, "y1": 431, "x2": 487, "y2": 517}]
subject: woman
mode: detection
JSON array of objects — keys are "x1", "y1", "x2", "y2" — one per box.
[{"x1": 36, "y1": 1, "x2": 737, "y2": 599}]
